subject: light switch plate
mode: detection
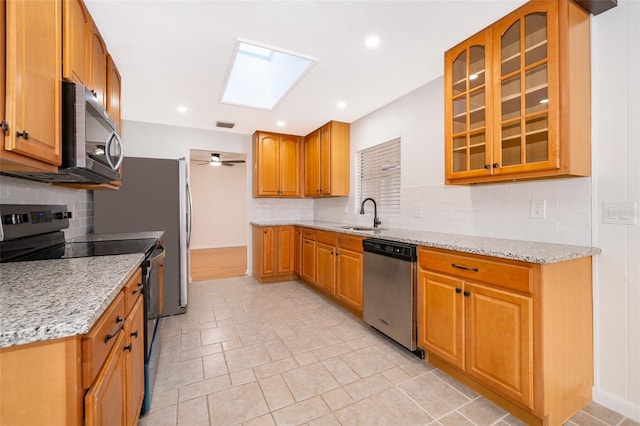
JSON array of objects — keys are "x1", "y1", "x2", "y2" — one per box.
[{"x1": 603, "y1": 202, "x2": 637, "y2": 225}]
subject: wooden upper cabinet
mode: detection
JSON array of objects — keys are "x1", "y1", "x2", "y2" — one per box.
[
  {"x1": 304, "y1": 121, "x2": 350, "y2": 197},
  {"x1": 2, "y1": 0, "x2": 62, "y2": 169},
  {"x1": 445, "y1": 0, "x2": 590, "y2": 184},
  {"x1": 253, "y1": 131, "x2": 301, "y2": 197},
  {"x1": 106, "y1": 55, "x2": 122, "y2": 132},
  {"x1": 63, "y1": 0, "x2": 90, "y2": 85},
  {"x1": 88, "y1": 20, "x2": 107, "y2": 108}
]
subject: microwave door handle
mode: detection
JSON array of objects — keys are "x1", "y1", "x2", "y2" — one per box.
[{"x1": 104, "y1": 132, "x2": 124, "y2": 171}]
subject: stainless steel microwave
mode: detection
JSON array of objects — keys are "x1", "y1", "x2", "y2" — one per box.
[{"x1": 59, "y1": 81, "x2": 123, "y2": 183}]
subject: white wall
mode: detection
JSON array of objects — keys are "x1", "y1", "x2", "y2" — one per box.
[
  {"x1": 314, "y1": 2, "x2": 639, "y2": 420},
  {"x1": 189, "y1": 160, "x2": 247, "y2": 249},
  {"x1": 591, "y1": 0, "x2": 640, "y2": 419},
  {"x1": 0, "y1": 175, "x2": 93, "y2": 239}
]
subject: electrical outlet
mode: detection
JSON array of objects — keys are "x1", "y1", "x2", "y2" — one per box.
[{"x1": 530, "y1": 200, "x2": 546, "y2": 218}]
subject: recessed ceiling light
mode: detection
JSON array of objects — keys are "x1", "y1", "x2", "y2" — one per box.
[
  {"x1": 365, "y1": 36, "x2": 380, "y2": 48},
  {"x1": 221, "y1": 40, "x2": 317, "y2": 110},
  {"x1": 177, "y1": 106, "x2": 188, "y2": 113},
  {"x1": 337, "y1": 101, "x2": 347, "y2": 109},
  {"x1": 277, "y1": 121, "x2": 285, "y2": 127}
]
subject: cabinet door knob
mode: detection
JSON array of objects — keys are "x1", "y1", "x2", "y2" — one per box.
[
  {"x1": 492, "y1": 163, "x2": 499, "y2": 168},
  {"x1": 123, "y1": 344, "x2": 132, "y2": 352},
  {"x1": 1, "y1": 121, "x2": 8, "y2": 131},
  {"x1": 455, "y1": 288, "x2": 462, "y2": 294},
  {"x1": 463, "y1": 291, "x2": 471, "y2": 297},
  {"x1": 131, "y1": 330, "x2": 139, "y2": 338},
  {"x1": 16, "y1": 130, "x2": 29, "y2": 140},
  {"x1": 483, "y1": 164, "x2": 490, "y2": 169}
]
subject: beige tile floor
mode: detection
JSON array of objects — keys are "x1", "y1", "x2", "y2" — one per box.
[{"x1": 139, "y1": 276, "x2": 638, "y2": 426}]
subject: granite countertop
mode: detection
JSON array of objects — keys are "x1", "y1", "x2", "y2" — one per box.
[
  {"x1": 0, "y1": 253, "x2": 144, "y2": 348},
  {"x1": 250, "y1": 220, "x2": 601, "y2": 264},
  {"x1": 69, "y1": 231, "x2": 165, "y2": 242}
]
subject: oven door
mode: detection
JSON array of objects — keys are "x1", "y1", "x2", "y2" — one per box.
[{"x1": 144, "y1": 243, "x2": 165, "y2": 359}]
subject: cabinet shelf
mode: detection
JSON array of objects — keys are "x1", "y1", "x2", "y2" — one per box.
[
  {"x1": 453, "y1": 142, "x2": 487, "y2": 152},
  {"x1": 501, "y1": 40, "x2": 548, "y2": 65}
]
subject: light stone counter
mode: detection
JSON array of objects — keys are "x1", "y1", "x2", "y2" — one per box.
[
  {"x1": 0, "y1": 253, "x2": 144, "y2": 348},
  {"x1": 250, "y1": 220, "x2": 601, "y2": 264},
  {"x1": 69, "y1": 231, "x2": 165, "y2": 242}
]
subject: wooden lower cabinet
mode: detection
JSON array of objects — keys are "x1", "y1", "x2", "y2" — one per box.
[
  {"x1": 335, "y1": 248, "x2": 363, "y2": 312},
  {"x1": 252, "y1": 225, "x2": 297, "y2": 283},
  {"x1": 125, "y1": 296, "x2": 145, "y2": 426},
  {"x1": 85, "y1": 332, "x2": 127, "y2": 426},
  {"x1": 0, "y1": 268, "x2": 145, "y2": 425},
  {"x1": 315, "y1": 241, "x2": 336, "y2": 293},
  {"x1": 418, "y1": 247, "x2": 593, "y2": 425},
  {"x1": 294, "y1": 227, "x2": 302, "y2": 275},
  {"x1": 301, "y1": 236, "x2": 316, "y2": 283}
]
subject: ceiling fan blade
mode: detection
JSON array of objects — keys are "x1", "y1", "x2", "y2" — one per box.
[
  {"x1": 221, "y1": 162, "x2": 235, "y2": 166},
  {"x1": 221, "y1": 160, "x2": 246, "y2": 164}
]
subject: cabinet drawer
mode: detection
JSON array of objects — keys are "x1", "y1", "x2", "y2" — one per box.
[
  {"x1": 337, "y1": 234, "x2": 364, "y2": 252},
  {"x1": 316, "y1": 230, "x2": 336, "y2": 245},
  {"x1": 301, "y1": 228, "x2": 316, "y2": 240},
  {"x1": 122, "y1": 268, "x2": 143, "y2": 315},
  {"x1": 82, "y1": 292, "x2": 126, "y2": 388},
  {"x1": 418, "y1": 248, "x2": 533, "y2": 294}
]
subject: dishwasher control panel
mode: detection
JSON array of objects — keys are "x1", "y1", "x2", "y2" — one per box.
[{"x1": 363, "y1": 238, "x2": 417, "y2": 261}]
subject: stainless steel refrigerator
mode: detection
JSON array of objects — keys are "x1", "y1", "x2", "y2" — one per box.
[{"x1": 93, "y1": 157, "x2": 191, "y2": 316}]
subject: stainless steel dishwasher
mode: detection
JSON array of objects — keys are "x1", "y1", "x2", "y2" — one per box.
[{"x1": 363, "y1": 238, "x2": 421, "y2": 354}]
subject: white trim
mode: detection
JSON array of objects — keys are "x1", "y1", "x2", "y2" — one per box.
[{"x1": 593, "y1": 387, "x2": 640, "y2": 422}]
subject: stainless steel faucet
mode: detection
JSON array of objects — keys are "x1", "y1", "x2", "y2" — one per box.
[{"x1": 360, "y1": 197, "x2": 382, "y2": 228}]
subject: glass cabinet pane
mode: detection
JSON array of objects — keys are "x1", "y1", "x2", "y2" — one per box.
[
  {"x1": 501, "y1": 75, "x2": 521, "y2": 121},
  {"x1": 525, "y1": 13, "x2": 547, "y2": 66},
  {"x1": 469, "y1": 46, "x2": 485, "y2": 89},
  {"x1": 453, "y1": 136, "x2": 467, "y2": 172},
  {"x1": 453, "y1": 52, "x2": 466, "y2": 96},
  {"x1": 502, "y1": 122, "x2": 522, "y2": 166},
  {"x1": 452, "y1": 96, "x2": 466, "y2": 133},
  {"x1": 469, "y1": 89, "x2": 485, "y2": 129},
  {"x1": 525, "y1": 115, "x2": 548, "y2": 163},
  {"x1": 501, "y1": 21, "x2": 521, "y2": 76},
  {"x1": 525, "y1": 64, "x2": 548, "y2": 114},
  {"x1": 469, "y1": 132, "x2": 486, "y2": 170}
]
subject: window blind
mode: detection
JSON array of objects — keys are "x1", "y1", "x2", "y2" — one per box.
[{"x1": 356, "y1": 138, "x2": 401, "y2": 214}]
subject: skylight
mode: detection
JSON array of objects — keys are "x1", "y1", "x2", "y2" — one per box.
[{"x1": 221, "y1": 40, "x2": 316, "y2": 110}]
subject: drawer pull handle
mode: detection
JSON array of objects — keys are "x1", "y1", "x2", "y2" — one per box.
[
  {"x1": 104, "y1": 316, "x2": 125, "y2": 343},
  {"x1": 16, "y1": 130, "x2": 29, "y2": 140},
  {"x1": 451, "y1": 263, "x2": 478, "y2": 272},
  {"x1": 131, "y1": 330, "x2": 139, "y2": 338},
  {"x1": 124, "y1": 344, "x2": 132, "y2": 352},
  {"x1": 455, "y1": 288, "x2": 462, "y2": 294},
  {"x1": 132, "y1": 288, "x2": 142, "y2": 295}
]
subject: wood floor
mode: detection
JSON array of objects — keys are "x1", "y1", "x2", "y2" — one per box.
[{"x1": 190, "y1": 246, "x2": 247, "y2": 281}]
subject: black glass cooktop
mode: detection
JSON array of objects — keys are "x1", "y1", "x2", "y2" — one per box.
[{"x1": 1, "y1": 238, "x2": 157, "y2": 262}]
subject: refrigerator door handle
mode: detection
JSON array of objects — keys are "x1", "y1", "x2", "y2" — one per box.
[{"x1": 186, "y1": 179, "x2": 193, "y2": 249}]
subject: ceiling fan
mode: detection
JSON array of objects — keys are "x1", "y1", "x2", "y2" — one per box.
[{"x1": 195, "y1": 153, "x2": 245, "y2": 167}]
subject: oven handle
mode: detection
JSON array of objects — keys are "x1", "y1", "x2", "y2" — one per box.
[{"x1": 145, "y1": 243, "x2": 165, "y2": 282}]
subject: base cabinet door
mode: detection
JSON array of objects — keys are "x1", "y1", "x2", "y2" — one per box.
[
  {"x1": 84, "y1": 332, "x2": 127, "y2": 426},
  {"x1": 315, "y1": 242, "x2": 336, "y2": 293},
  {"x1": 465, "y1": 282, "x2": 533, "y2": 409},
  {"x1": 335, "y1": 248, "x2": 363, "y2": 312},
  {"x1": 294, "y1": 228, "x2": 302, "y2": 275},
  {"x1": 301, "y1": 238, "x2": 315, "y2": 283},
  {"x1": 125, "y1": 297, "x2": 145, "y2": 426},
  {"x1": 417, "y1": 270, "x2": 464, "y2": 370},
  {"x1": 260, "y1": 227, "x2": 276, "y2": 276},
  {"x1": 276, "y1": 226, "x2": 295, "y2": 274}
]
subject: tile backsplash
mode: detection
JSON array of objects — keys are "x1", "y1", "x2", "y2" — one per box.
[
  {"x1": 0, "y1": 175, "x2": 92, "y2": 239},
  {"x1": 314, "y1": 177, "x2": 592, "y2": 246}
]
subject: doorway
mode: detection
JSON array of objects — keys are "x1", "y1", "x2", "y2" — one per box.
[{"x1": 189, "y1": 149, "x2": 248, "y2": 280}]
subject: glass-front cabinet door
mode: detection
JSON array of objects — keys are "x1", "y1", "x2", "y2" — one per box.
[
  {"x1": 444, "y1": 31, "x2": 492, "y2": 180},
  {"x1": 492, "y1": 1, "x2": 559, "y2": 175}
]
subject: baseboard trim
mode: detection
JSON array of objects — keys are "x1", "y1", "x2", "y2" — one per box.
[{"x1": 592, "y1": 387, "x2": 640, "y2": 422}]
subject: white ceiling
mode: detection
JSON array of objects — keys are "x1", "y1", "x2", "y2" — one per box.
[{"x1": 85, "y1": 0, "x2": 527, "y2": 136}]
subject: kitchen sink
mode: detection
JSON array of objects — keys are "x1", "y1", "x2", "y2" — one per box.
[{"x1": 337, "y1": 225, "x2": 387, "y2": 231}]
